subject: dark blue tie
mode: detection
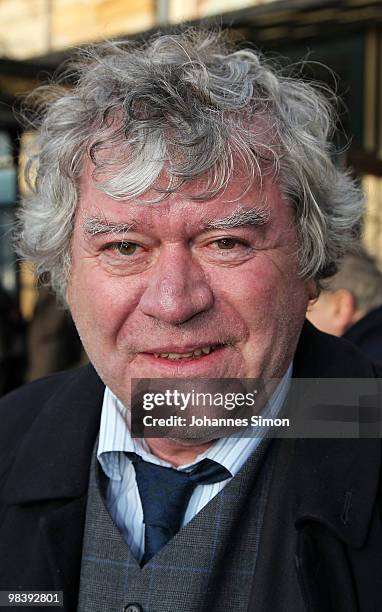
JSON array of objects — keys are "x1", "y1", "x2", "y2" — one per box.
[{"x1": 126, "y1": 452, "x2": 231, "y2": 564}]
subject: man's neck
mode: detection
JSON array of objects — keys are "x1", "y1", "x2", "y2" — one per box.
[{"x1": 144, "y1": 437, "x2": 216, "y2": 467}]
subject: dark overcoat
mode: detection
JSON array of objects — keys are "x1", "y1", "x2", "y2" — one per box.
[{"x1": 0, "y1": 322, "x2": 381, "y2": 611}]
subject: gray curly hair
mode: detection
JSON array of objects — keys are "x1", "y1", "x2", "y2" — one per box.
[{"x1": 17, "y1": 28, "x2": 363, "y2": 303}]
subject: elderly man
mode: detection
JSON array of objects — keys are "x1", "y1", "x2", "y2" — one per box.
[{"x1": 0, "y1": 30, "x2": 381, "y2": 612}]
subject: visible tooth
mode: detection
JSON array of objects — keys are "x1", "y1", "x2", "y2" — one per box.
[{"x1": 155, "y1": 348, "x2": 215, "y2": 360}]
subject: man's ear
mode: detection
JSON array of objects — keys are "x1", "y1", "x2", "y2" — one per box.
[{"x1": 331, "y1": 289, "x2": 356, "y2": 334}]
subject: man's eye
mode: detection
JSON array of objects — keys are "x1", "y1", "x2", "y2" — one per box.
[
  {"x1": 215, "y1": 238, "x2": 244, "y2": 250},
  {"x1": 112, "y1": 241, "x2": 138, "y2": 256}
]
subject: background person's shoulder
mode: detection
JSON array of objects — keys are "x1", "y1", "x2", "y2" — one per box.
[{"x1": 296, "y1": 320, "x2": 382, "y2": 378}]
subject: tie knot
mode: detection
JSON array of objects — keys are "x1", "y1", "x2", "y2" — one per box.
[
  {"x1": 125, "y1": 452, "x2": 231, "y2": 564},
  {"x1": 126, "y1": 452, "x2": 231, "y2": 486},
  {"x1": 187, "y1": 457, "x2": 232, "y2": 484}
]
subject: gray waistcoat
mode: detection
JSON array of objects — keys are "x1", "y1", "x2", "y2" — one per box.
[{"x1": 77, "y1": 439, "x2": 276, "y2": 612}]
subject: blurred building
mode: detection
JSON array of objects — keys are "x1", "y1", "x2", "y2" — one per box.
[{"x1": 1, "y1": 0, "x2": 382, "y2": 332}]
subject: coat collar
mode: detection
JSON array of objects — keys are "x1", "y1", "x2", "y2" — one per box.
[{"x1": 2, "y1": 364, "x2": 105, "y2": 504}]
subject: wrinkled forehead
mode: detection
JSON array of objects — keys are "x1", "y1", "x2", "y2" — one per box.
[{"x1": 76, "y1": 155, "x2": 293, "y2": 241}]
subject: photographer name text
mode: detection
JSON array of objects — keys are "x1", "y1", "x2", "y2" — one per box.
[{"x1": 142, "y1": 415, "x2": 290, "y2": 428}]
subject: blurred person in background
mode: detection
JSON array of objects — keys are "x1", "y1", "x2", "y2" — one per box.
[
  {"x1": 0, "y1": 29, "x2": 381, "y2": 612},
  {"x1": 307, "y1": 247, "x2": 382, "y2": 362},
  {"x1": 27, "y1": 284, "x2": 85, "y2": 381}
]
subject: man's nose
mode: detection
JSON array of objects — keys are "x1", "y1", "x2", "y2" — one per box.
[{"x1": 138, "y1": 247, "x2": 214, "y2": 324}]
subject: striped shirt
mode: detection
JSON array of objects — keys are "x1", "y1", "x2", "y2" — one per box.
[{"x1": 97, "y1": 366, "x2": 292, "y2": 562}]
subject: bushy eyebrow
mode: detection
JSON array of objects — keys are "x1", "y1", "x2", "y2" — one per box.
[
  {"x1": 203, "y1": 206, "x2": 270, "y2": 230},
  {"x1": 82, "y1": 216, "x2": 137, "y2": 236},
  {"x1": 82, "y1": 205, "x2": 270, "y2": 237}
]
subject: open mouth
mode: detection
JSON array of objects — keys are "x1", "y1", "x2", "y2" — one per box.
[{"x1": 150, "y1": 345, "x2": 221, "y2": 361}]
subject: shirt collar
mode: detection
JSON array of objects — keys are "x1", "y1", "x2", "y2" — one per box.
[{"x1": 97, "y1": 364, "x2": 292, "y2": 480}]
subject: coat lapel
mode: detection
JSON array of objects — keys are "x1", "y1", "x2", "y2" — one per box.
[
  {"x1": 39, "y1": 497, "x2": 88, "y2": 610},
  {"x1": 2, "y1": 364, "x2": 105, "y2": 609}
]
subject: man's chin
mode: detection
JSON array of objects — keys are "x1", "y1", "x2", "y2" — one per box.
[
  {"x1": 142, "y1": 423, "x2": 245, "y2": 443},
  {"x1": 165, "y1": 431, "x2": 222, "y2": 445}
]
